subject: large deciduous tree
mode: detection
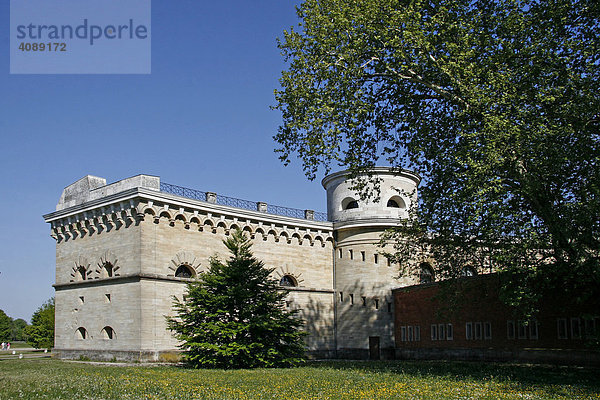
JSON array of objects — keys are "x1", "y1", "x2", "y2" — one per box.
[
  {"x1": 24, "y1": 298, "x2": 54, "y2": 349},
  {"x1": 275, "y1": 0, "x2": 599, "y2": 314},
  {"x1": 167, "y1": 230, "x2": 306, "y2": 368}
]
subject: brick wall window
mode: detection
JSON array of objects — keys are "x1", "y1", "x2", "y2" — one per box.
[
  {"x1": 339, "y1": 292, "x2": 343, "y2": 303},
  {"x1": 446, "y1": 324, "x2": 453, "y2": 340},
  {"x1": 431, "y1": 324, "x2": 438, "y2": 340},
  {"x1": 507, "y1": 320, "x2": 515, "y2": 339},
  {"x1": 387, "y1": 302, "x2": 392, "y2": 313},
  {"x1": 339, "y1": 249, "x2": 343, "y2": 258},
  {"x1": 400, "y1": 326, "x2": 421, "y2": 342},
  {"x1": 438, "y1": 324, "x2": 445, "y2": 340},
  {"x1": 349, "y1": 249, "x2": 353, "y2": 260},
  {"x1": 361, "y1": 296, "x2": 367, "y2": 307},
  {"x1": 361, "y1": 251, "x2": 366, "y2": 261},
  {"x1": 484, "y1": 322, "x2": 492, "y2": 340},
  {"x1": 571, "y1": 317, "x2": 581, "y2": 339},
  {"x1": 466, "y1": 322, "x2": 473, "y2": 340},
  {"x1": 374, "y1": 254, "x2": 379, "y2": 264},
  {"x1": 374, "y1": 299, "x2": 379, "y2": 309},
  {"x1": 518, "y1": 320, "x2": 527, "y2": 339},
  {"x1": 529, "y1": 319, "x2": 539, "y2": 339},
  {"x1": 475, "y1": 322, "x2": 482, "y2": 340},
  {"x1": 557, "y1": 318, "x2": 568, "y2": 339}
]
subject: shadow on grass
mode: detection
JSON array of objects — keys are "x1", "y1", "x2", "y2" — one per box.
[{"x1": 307, "y1": 359, "x2": 600, "y2": 389}]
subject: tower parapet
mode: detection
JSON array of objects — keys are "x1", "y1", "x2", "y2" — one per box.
[{"x1": 322, "y1": 167, "x2": 420, "y2": 227}]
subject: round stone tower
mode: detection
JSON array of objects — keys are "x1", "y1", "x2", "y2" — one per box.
[{"x1": 322, "y1": 167, "x2": 421, "y2": 358}]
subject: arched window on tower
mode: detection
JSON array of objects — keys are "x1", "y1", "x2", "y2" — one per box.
[
  {"x1": 342, "y1": 197, "x2": 359, "y2": 210},
  {"x1": 175, "y1": 264, "x2": 194, "y2": 278},
  {"x1": 419, "y1": 263, "x2": 434, "y2": 283},
  {"x1": 279, "y1": 275, "x2": 298, "y2": 287},
  {"x1": 387, "y1": 196, "x2": 406, "y2": 209}
]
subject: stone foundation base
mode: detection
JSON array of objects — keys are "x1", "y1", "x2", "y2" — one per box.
[
  {"x1": 53, "y1": 349, "x2": 182, "y2": 363},
  {"x1": 395, "y1": 347, "x2": 600, "y2": 367}
]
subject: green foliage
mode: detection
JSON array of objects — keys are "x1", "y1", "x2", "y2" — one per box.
[
  {"x1": 275, "y1": 0, "x2": 600, "y2": 316},
  {"x1": 24, "y1": 298, "x2": 54, "y2": 349},
  {"x1": 167, "y1": 230, "x2": 306, "y2": 368},
  {"x1": 0, "y1": 309, "x2": 11, "y2": 341},
  {"x1": 11, "y1": 318, "x2": 29, "y2": 341}
]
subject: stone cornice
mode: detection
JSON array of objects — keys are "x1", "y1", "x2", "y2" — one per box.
[
  {"x1": 332, "y1": 217, "x2": 403, "y2": 231},
  {"x1": 54, "y1": 273, "x2": 334, "y2": 293},
  {"x1": 44, "y1": 187, "x2": 333, "y2": 231},
  {"x1": 44, "y1": 187, "x2": 334, "y2": 245}
]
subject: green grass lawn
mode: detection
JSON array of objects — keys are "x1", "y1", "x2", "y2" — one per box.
[{"x1": 0, "y1": 359, "x2": 598, "y2": 399}]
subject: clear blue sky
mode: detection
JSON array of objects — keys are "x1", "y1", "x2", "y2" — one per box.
[{"x1": 0, "y1": 1, "x2": 331, "y2": 321}]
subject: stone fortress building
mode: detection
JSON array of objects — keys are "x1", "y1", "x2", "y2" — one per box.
[{"x1": 43, "y1": 168, "x2": 421, "y2": 361}]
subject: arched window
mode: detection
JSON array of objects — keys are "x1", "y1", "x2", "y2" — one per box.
[
  {"x1": 77, "y1": 266, "x2": 87, "y2": 281},
  {"x1": 387, "y1": 196, "x2": 406, "y2": 209},
  {"x1": 279, "y1": 275, "x2": 298, "y2": 287},
  {"x1": 419, "y1": 263, "x2": 434, "y2": 283},
  {"x1": 101, "y1": 326, "x2": 115, "y2": 340},
  {"x1": 342, "y1": 197, "x2": 359, "y2": 210},
  {"x1": 76, "y1": 327, "x2": 88, "y2": 339},
  {"x1": 102, "y1": 262, "x2": 113, "y2": 278},
  {"x1": 175, "y1": 264, "x2": 194, "y2": 278}
]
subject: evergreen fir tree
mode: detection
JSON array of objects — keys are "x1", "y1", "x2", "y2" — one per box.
[{"x1": 167, "y1": 229, "x2": 306, "y2": 368}]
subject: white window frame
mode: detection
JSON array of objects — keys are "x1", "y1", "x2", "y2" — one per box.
[
  {"x1": 446, "y1": 323, "x2": 453, "y2": 340},
  {"x1": 466, "y1": 322, "x2": 473, "y2": 340},
  {"x1": 431, "y1": 324, "x2": 438, "y2": 340},
  {"x1": 484, "y1": 322, "x2": 492, "y2": 340}
]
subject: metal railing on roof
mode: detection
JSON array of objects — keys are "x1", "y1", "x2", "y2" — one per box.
[{"x1": 160, "y1": 182, "x2": 329, "y2": 222}]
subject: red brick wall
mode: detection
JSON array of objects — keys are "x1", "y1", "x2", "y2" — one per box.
[{"x1": 394, "y1": 274, "x2": 598, "y2": 351}]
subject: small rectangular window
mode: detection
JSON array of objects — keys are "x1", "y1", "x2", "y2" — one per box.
[
  {"x1": 387, "y1": 302, "x2": 392, "y2": 313},
  {"x1": 401, "y1": 326, "x2": 407, "y2": 342},
  {"x1": 374, "y1": 299, "x2": 379, "y2": 309},
  {"x1": 517, "y1": 320, "x2": 527, "y2": 339},
  {"x1": 362, "y1": 296, "x2": 367, "y2": 307},
  {"x1": 408, "y1": 326, "x2": 413, "y2": 341},
  {"x1": 105, "y1": 294, "x2": 111, "y2": 303},
  {"x1": 438, "y1": 324, "x2": 445, "y2": 340},
  {"x1": 79, "y1": 296, "x2": 84, "y2": 304},
  {"x1": 339, "y1": 292, "x2": 343, "y2": 303},
  {"x1": 349, "y1": 294, "x2": 354, "y2": 305},
  {"x1": 414, "y1": 326, "x2": 421, "y2": 341},
  {"x1": 466, "y1": 322, "x2": 473, "y2": 340},
  {"x1": 361, "y1": 251, "x2": 366, "y2": 261},
  {"x1": 349, "y1": 249, "x2": 353, "y2": 260},
  {"x1": 484, "y1": 322, "x2": 492, "y2": 340},
  {"x1": 571, "y1": 317, "x2": 581, "y2": 339},
  {"x1": 584, "y1": 317, "x2": 595, "y2": 337},
  {"x1": 374, "y1": 254, "x2": 379, "y2": 264},
  {"x1": 475, "y1": 322, "x2": 482, "y2": 340},
  {"x1": 507, "y1": 320, "x2": 515, "y2": 339},
  {"x1": 557, "y1": 318, "x2": 568, "y2": 339},
  {"x1": 387, "y1": 258, "x2": 391, "y2": 267},
  {"x1": 339, "y1": 249, "x2": 343, "y2": 258},
  {"x1": 431, "y1": 324, "x2": 438, "y2": 340},
  {"x1": 529, "y1": 319, "x2": 538, "y2": 340},
  {"x1": 446, "y1": 323, "x2": 453, "y2": 340}
]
